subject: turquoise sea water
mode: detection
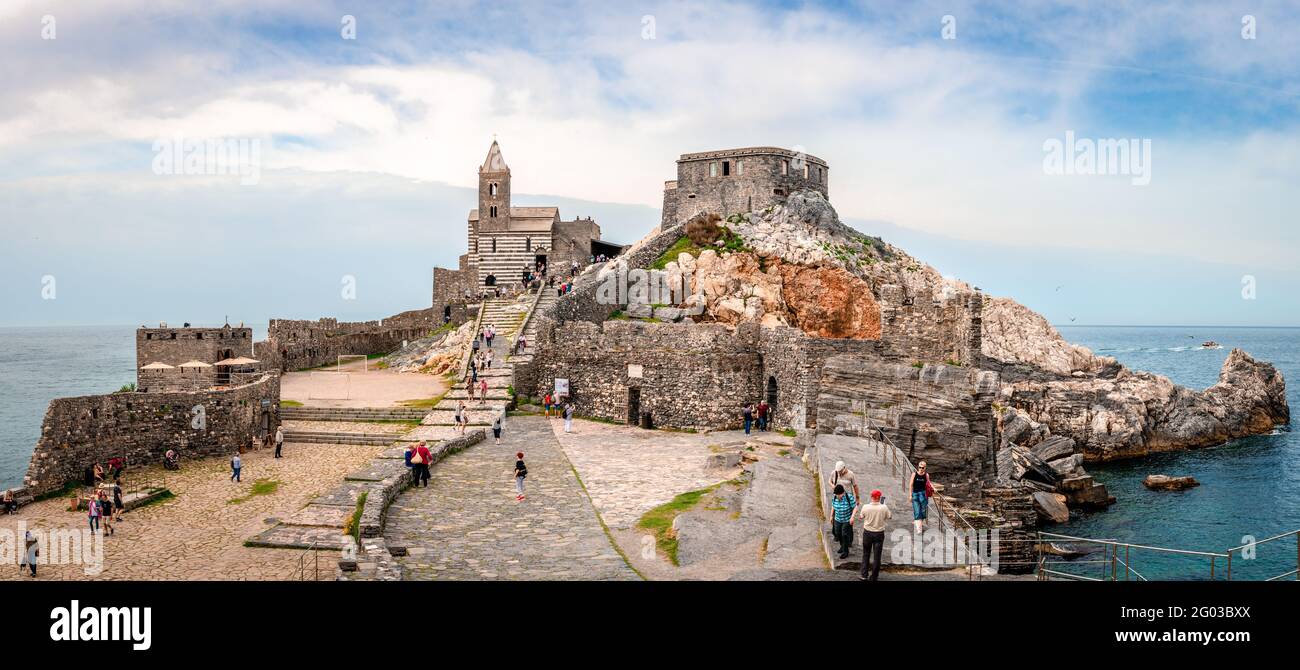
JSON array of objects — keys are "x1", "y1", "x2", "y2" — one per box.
[{"x1": 1053, "y1": 326, "x2": 1299, "y2": 581}]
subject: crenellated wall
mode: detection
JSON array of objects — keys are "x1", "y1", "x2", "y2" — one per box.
[{"x1": 254, "y1": 308, "x2": 438, "y2": 371}]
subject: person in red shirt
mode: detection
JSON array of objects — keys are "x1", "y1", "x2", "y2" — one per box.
[{"x1": 409, "y1": 442, "x2": 433, "y2": 487}]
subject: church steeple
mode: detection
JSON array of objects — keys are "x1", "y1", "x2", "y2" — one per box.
[{"x1": 478, "y1": 139, "x2": 510, "y2": 228}]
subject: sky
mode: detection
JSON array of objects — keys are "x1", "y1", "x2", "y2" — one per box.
[{"x1": 1, "y1": 0, "x2": 1298, "y2": 328}]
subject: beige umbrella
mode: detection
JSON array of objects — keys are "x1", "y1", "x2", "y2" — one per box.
[
  {"x1": 215, "y1": 356, "x2": 260, "y2": 366},
  {"x1": 178, "y1": 360, "x2": 213, "y2": 369},
  {"x1": 139, "y1": 362, "x2": 175, "y2": 370}
]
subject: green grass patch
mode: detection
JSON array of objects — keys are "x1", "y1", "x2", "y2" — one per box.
[
  {"x1": 343, "y1": 491, "x2": 368, "y2": 545},
  {"x1": 279, "y1": 399, "x2": 304, "y2": 407},
  {"x1": 398, "y1": 390, "x2": 448, "y2": 409},
  {"x1": 227, "y1": 478, "x2": 280, "y2": 505},
  {"x1": 779, "y1": 428, "x2": 797, "y2": 438},
  {"x1": 636, "y1": 485, "x2": 719, "y2": 566}
]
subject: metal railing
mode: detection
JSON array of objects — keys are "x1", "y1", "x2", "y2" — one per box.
[
  {"x1": 1036, "y1": 529, "x2": 1300, "y2": 581},
  {"x1": 854, "y1": 407, "x2": 988, "y2": 578},
  {"x1": 289, "y1": 540, "x2": 322, "y2": 581}
]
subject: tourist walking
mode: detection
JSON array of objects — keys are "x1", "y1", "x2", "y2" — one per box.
[
  {"x1": 543, "y1": 392, "x2": 553, "y2": 417},
  {"x1": 516, "y1": 335, "x2": 527, "y2": 355},
  {"x1": 409, "y1": 441, "x2": 432, "y2": 487},
  {"x1": 112, "y1": 478, "x2": 124, "y2": 521},
  {"x1": 456, "y1": 401, "x2": 468, "y2": 434},
  {"x1": 742, "y1": 404, "x2": 754, "y2": 435},
  {"x1": 857, "y1": 489, "x2": 891, "y2": 580},
  {"x1": 492, "y1": 413, "x2": 503, "y2": 445},
  {"x1": 87, "y1": 494, "x2": 101, "y2": 534},
  {"x1": 467, "y1": 378, "x2": 476, "y2": 402},
  {"x1": 479, "y1": 378, "x2": 489, "y2": 405},
  {"x1": 909, "y1": 461, "x2": 934, "y2": 533},
  {"x1": 513, "y1": 452, "x2": 527, "y2": 501},
  {"x1": 21, "y1": 530, "x2": 38, "y2": 577},
  {"x1": 757, "y1": 401, "x2": 770, "y2": 431},
  {"x1": 563, "y1": 402, "x2": 574, "y2": 433},
  {"x1": 830, "y1": 484, "x2": 856, "y2": 559},
  {"x1": 274, "y1": 427, "x2": 284, "y2": 458},
  {"x1": 486, "y1": 349, "x2": 493, "y2": 369},
  {"x1": 231, "y1": 453, "x2": 242, "y2": 482},
  {"x1": 828, "y1": 461, "x2": 861, "y2": 505},
  {"x1": 2, "y1": 489, "x2": 16, "y2": 514},
  {"x1": 98, "y1": 492, "x2": 114, "y2": 536}
]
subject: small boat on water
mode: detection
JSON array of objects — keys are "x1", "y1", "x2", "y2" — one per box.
[{"x1": 1201, "y1": 340, "x2": 1221, "y2": 349}]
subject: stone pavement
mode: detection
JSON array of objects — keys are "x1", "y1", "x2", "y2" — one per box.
[
  {"x1": 551, "y1": 419, "x2": 750, "y2": 529},
  {"x1": 384, "y1": 414, "x2": 638, "y2": 580},
  {"x1": 0, "y1": 442, "x2": 385, "y2": 581}
]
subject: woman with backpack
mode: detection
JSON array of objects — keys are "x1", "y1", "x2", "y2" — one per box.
[
  {"x1": 908, "y1": 460, "x2": 935, "y2": 533},
  {"x1": 513, "y1": 452, "x2": 527, "y2": 501},
  {"x1": 492, "y1": 413, "x2": 503, "y2": 445}
]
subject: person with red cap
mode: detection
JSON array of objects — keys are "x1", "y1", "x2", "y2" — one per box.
[{"x1": 856, "y1": 489, "x2": 891, "y2": 581}]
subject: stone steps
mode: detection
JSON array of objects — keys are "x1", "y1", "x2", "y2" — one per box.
[
  {"x1": 281, "y1": 430, "x2": 407, "y2": 446},
  {"x1": 281, "y1": 407, "x2": 427, "y2": 422}
]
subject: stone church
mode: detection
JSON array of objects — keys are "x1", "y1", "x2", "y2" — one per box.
[{"x1": 432, "y1": 140, "x2": 621, "y2": 314}]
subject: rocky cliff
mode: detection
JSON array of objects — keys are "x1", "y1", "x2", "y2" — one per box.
[{"x1": 647, "y1": 188, "x2": 1289, "y2": 463}]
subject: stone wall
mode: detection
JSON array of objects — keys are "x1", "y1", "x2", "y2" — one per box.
[
  {"x1": 23, "y1": 374, "x2": 281, "y2": 497},
  {"x1": 527, "y1": 321, "x2": 762, "y2": 429},
  {"x1": 878, "y1": 285, "x2": 983, "y2": 367},
  {"x1": 756, "y1": 326, "x2": 884, "y2": 431},
  {"x1": 254, "y1": 309, "x2": 437, "y2": 372},
  {"x1": 816, "y1": 355, "x2": 999, "y2": 500}
]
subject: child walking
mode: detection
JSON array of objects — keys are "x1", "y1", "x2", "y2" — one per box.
[{"x1": 513, "y1": 452, "x2": 527, "y2": 501}]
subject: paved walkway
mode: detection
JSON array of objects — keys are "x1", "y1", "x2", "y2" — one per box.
[{"x1": 384, "y1": 414, "x2": 637, "y2": 580}]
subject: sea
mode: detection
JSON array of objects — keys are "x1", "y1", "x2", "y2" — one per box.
[{"x1": 0, "y1": 324, "x2": 1295, "y2": 579}]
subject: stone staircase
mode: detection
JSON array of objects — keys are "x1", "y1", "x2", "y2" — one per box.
[
  {"x1": 479, "y1": 295, "x2": 531, "y2": 341},
  {"x1": 509, "y1": 288, "x2": 560, "y2": 363}
]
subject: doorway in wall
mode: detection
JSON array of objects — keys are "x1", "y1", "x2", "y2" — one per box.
[{"x1": 627, "y1": 387, "x2": 641, "y2": 426}]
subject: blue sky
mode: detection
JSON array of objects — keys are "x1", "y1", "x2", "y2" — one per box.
[{"x1": 1, "y1": 0, "x2": 1298, "y2": 327}]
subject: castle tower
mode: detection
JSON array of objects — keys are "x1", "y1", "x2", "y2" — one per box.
[{"x1": 478, "y1": 140, "x2": 511, "y2": 229}]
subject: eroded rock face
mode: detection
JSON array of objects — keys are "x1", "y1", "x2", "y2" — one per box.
[
  {"x1": 1004, "y1": 349, "x2": 1289, "y2": 462},
  {"x1": 685, "y1": 249, "x2": 881, "y2": 339},
  {"x1": 773, "y1": 262, "x2": 881, "y2": 339},
  {"x1": 982, "y1": 297, "x2": 1107, "y2": 375}
]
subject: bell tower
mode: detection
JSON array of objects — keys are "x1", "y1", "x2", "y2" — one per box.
[{"x1": 478, "y1": 139, "x2": 511, "y2": 231}]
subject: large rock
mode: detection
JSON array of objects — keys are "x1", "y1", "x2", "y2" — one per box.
[
  {"x1": 1004, "y1": 349, "x2": 1289, "y2": 462},
  {"x1": 1143, "y1": 474, "x2": 1200, "y2": 491},
  {"x1": 1007, "y1": 446, "x2": 1061, "y2": 486},
  {"x1": 1031, "y1": 435, "x2": 1076, "y2": 462},
  {"x1": 1048, "y1": 454, "x2": 1084, "y2": 476},
  {"x1": 1032, "y1": 491, "x2": 1070, "y2": 524}
]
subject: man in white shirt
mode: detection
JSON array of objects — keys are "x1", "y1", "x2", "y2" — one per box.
[{"x1": 856, "y1": 489, "x2": 892, "y2": 581}]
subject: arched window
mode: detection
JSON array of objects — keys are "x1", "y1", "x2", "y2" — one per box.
[
  {"x1": 489, "y1": 183, "x2": 498, "y2": 196},
  {"x1": 490, "y1": 205, "x2": 498, "y2": 218}
]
